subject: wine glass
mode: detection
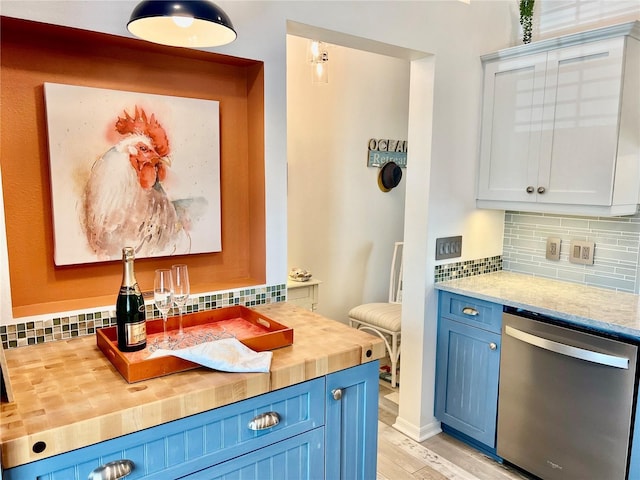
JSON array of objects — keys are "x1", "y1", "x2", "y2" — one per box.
[
  {"x1": 154, "y1": 269, "x2": 174, "y2": 348},
  {"x1": 171, "y1": 264, "x2": 190, "y2": 336}
]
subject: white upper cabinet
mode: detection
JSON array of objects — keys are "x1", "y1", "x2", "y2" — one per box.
[{"x1": 477, "y1": 22, "x2": 640, "y2": 216}]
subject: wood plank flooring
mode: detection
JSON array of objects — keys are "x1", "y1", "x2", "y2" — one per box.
[{"x1": 377, "y1": 382, "x2": 533, "y2": 480}]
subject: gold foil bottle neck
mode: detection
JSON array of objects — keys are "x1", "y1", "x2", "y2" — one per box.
[{"x1": 122, "y1": 246, "x2": 135, "y2": 262}]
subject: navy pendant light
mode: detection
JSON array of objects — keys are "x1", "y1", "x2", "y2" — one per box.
[{"x1": 127, "y1": 1, "x2": 237, "y2": 48}]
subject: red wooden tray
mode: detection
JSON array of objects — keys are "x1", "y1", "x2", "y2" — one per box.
[{"x1": 97, "y1": 305, "x2": 293, "y2": 383}]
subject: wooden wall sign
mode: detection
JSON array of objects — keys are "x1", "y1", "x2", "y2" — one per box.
[{"x1": 367, "y1": 138, "x2": 408, "y2": 167}]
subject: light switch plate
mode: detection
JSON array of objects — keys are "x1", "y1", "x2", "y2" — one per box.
[
  {"x1": 569, "y1": 240, "x2": 595, "y2": 265},
  {"x1": 435, "y1": 235, "x2": 462, "y2": 260},
  {"x1": 546, "y1": 237, "x2": 561, "y2": 261}
]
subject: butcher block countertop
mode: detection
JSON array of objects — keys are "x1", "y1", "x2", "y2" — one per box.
[
  {"x1": 0, "y1": 303, "x2": 385, "y2": 469},
  {"x1": 436, "y1": 271, "x2": 640, "y2": 341}
]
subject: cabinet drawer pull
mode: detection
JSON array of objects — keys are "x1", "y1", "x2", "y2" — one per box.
[
  {"x1": 332, "y1": 388, "x2": 343, "y2": 400},
  {"x1": 489, "y1": 342, "x2": 497, "y2": 350},
  {"x1": 537, "y1": 186, "x2": 546, "y2": 194},
  {"x1": 248, "y1": 411, "x2": 280, "y2": 430},
  {"x1": 461, "y1": 307, "x2": 479, "y2": 316},
  {"x1": 526, "y1": 186, "x2": 535, "y2": 193},
  {"x1": 87, "y1": 459, "x2": 134, "y2": 480}
]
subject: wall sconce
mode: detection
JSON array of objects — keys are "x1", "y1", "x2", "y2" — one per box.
[
  {"x1": 309, "y1": 40, "x2": 329, "y2": 85},
  {"x1": 127, "y1": 1, "x2": 237, "y2": 48}
]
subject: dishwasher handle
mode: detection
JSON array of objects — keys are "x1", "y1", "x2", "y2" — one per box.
[{"x1": 504, "y1": 325, "x2": 629, "y2": 369}]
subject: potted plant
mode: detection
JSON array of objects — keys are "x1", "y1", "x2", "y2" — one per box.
[{"x1": 519, "y1": 0, "x2": 535, "y2": 44}]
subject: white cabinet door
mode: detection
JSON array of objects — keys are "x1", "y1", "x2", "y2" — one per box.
[
  {"x1": 477, "y1": 52, "x2": 547, "y2": 202},
  {"x1": 538, "y1": 38, "x2": 625, "y2": 205},
  {"x1": 476, "y1": 22, "x2": 639, "y2": 216}
]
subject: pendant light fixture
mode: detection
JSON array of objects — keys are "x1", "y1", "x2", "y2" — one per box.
[
  {"x1": 308, "y1": 40, "x2": 329, "y2": 85},
  {"x1": 127, "y1": 1, "x2": 237, "y2": 48}
]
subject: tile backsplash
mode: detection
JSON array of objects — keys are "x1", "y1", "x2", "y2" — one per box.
[
  {"x1": 503, "y1": 211, "x2": 640, "y2": 293},
  {"x1": 435, "y1": 255, "x2": 502, "y2": 283},
  {"x1": 1, "y1": 284, "x2": 286, "y2": 349}
]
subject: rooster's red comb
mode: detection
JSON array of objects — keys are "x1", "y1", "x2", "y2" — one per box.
[{"x1": 115, "y1": 106, "x2": 170, "y2": 157}]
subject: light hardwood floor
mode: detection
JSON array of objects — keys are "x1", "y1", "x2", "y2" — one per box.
[{"x1": 377, "y1": 382, "x2": 534, "y2": 480}]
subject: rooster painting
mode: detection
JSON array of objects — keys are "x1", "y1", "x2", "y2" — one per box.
[
  {"x1": 83, "y1": 106, "x2": 191, "y2": 259},
  {"x1": 44, "y1": 82, "x2": 221, "y2": 266}
]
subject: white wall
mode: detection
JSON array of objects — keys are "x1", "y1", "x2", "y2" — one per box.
[{"x1": 286, "y1": 36, "x2": 408, "y2": 323}]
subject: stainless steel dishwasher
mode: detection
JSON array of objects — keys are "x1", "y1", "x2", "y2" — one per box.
[{"x1": 497, "y1": 309, "x2": 638, "y2": 480}]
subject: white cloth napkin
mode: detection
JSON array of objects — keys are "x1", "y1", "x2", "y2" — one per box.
[{"x1": 148, "y1": 338, "x2": 272, "y2": 373}]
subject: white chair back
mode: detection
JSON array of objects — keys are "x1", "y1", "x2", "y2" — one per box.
[{"x1": 388, "y1": 242, "x2": 403, "y2": 304}]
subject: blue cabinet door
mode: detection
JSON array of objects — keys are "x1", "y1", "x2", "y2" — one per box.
[
  {"x1": 435, "y1": 316, "x2": 500, "y2": 448},
  {"x1": 179, "y1": 428, "x2": 325, "y2": 479},
  {"x1": 325, "y1": 361, "x2": 379, "y2": 480}
]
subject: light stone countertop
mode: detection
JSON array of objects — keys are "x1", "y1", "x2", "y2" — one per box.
[{"x1": 435, "y1": 271, "x2": 640, "y2": 341}]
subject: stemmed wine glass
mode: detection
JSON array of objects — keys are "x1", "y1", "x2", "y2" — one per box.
[
  {"x1": 171, "y1": 264, "x2": 190, "y2": 336},
  {"x1": 154, "y1": 269, "x2": 174, "y2": 348}
]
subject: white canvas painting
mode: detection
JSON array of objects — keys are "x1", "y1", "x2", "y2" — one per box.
[{"x1": 44, "y1": 82, "x2": 221, "y2": 266}]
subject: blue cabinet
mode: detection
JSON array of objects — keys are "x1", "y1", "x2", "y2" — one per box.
[
  {"x1": 435, "y1": 292, "x2": 501, "y2": 453},
  {"x1": 325, "y1": 361, "x2": 379, "y2": 480},
  {"x1": 3, "y1": 362, "x2": 378, "y2": 480}
]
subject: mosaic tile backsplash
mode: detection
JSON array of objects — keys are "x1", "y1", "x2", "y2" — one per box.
[
  {"x1": 434, "y1": 255, "x2": 502, "y2": 283},
  {"x1": 1, "y1": 284, "x2": 286, "y2": 349},
  {"x1": 503, "y1": 211, "x2": 640, "y2": 293}
]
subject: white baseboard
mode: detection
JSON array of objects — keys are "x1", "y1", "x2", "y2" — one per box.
[{"x1": 392, "y1": 416, "x2": 442, "y2": 443}]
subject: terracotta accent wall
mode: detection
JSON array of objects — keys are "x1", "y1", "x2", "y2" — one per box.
[{"x1": 0, "y1": 17, "x2": 266, "y2": 317}]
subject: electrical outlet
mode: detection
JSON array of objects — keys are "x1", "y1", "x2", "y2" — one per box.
[
  {"x1": 546, "y1": 237, "x2": 561, "y2": 261},
  {"x1": 569, "y1": 240, "x2": 595, "y2": 265},
  {"x1": 435, "y1": 236, "x2": 462, "y2": 260}
]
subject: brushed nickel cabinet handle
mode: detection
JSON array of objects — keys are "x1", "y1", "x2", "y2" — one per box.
[
  {"x1": 332, "y1": 388, "x2": 343, "y2": 400},
  {"x1": 248, "y1": 411, "x2": 280, "y2": 430},
  {"x1": 526, "y1": 186, "x2": 535, "y2": 193},
  {"x1": 462, "y1": 307, "x2": 479, "y2": 316},
  {"x1": 87, "y1": 459, "x2": 134, "y2": 480},
  {"x1": 537, "y1": 186, "x2": 546, "y2": 194},
  {"x1": 489, "y1": 342, "x2": 497, "y2": 350}
]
